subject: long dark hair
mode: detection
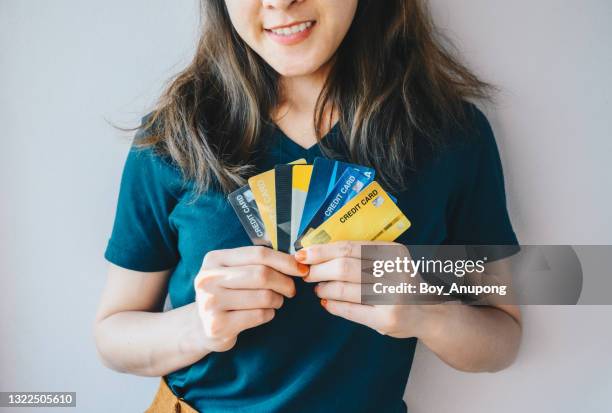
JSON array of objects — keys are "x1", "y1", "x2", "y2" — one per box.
[{"x1": 137, "y1": 0, "x2": 492, "y2": 194}]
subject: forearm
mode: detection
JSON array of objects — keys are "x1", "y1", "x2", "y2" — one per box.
[
  {"x1": 94, "y1": 302, "x2": 210, "y2": 377},
  {"x1": 419, "y1": 304, "x2": 521, "y2": 372}
]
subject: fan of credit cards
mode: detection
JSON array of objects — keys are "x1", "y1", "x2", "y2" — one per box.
[{"x1": 228, "y1": 158, "x2": 411, "y2": 253}]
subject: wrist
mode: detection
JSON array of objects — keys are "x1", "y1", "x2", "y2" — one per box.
[
  {"x1": 413, "y1": 304, "x2": 446, "y2": 342},
  {"x1": 179, "y1": 303, "x2": 210, "y2": 359}
]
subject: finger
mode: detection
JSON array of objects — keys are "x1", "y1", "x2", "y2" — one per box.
[
  {"x1": 295, "y1": 241, "x2": 361, "y2": 265},
  {"x1": 195, "y1": 266, "x2": 295, "y2": 297},
  {"x1": 315, "y1": 282, "x2": 362, "y2": 304},
  {"x1": 214, "y1": 265, "x2": 296, "y2": 298},
  {"x1": 199, "y1": 289, "x2": 284, "y2": 311},
  {"x1": 203, "y1": 246, "x2": 308, "y2": 277},
  {"x1": 296, "y1": 241, "x2": 403, "y2": 265},
  {"x1": 226, "y1": 308, "x2": 276, "y2": 336},
  {"x1": 304, "y1": 257, "x2": 362, "y2": 283},
  {"x1": 204, "y1": 308, "x2": 275, "y2": 339},
  {"x1": 321, "y1": 299, "x2": 383, "y2": 332}
]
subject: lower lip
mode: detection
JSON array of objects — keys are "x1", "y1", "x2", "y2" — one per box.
[{"x1": 265, "y1": 22, "x2": 315, "y2": 46}]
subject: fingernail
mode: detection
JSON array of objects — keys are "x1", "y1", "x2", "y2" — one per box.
[
  {"x1": 295, "y1": 250, "x2": 307, "y2": 262},
  {"x1": 320, "y1": 299, "x2": 327, "y2": 307},
  {"x1": 297, "y1": 263, "x2": 310, "y2": 276}
]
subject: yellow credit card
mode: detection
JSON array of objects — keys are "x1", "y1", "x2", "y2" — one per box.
[
  {"x1": 292, "y1": 165, "x2": 313, "y2": 192},
  {"x1": 299, "y1": 181, "x2": 411, "y2": 248},
  {"x1": 290, "y1": 165, "x2": 313, "y2": 253},
  {"x1": 248, "y1": 159, "x2": 305, "y2": 250}
]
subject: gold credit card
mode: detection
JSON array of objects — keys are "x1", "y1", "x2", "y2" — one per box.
[
  {"x1": 290, "y1": 165, "x2": 313, "y2": 253},
  {"x1": 298, "y1": 181, "x2": 411, "y2": 249},
  {"x1": 248, "y1": 159, "x2": 305, "y2": 250}
]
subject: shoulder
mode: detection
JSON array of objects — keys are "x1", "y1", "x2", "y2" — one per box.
[
  {"x1": 438, "y1": 101, "x2": 501, "y2": 162},
  {"x1": 456, "y1": 101, "x2": 496, "y2": 145},
  {"x1": 462, "y1": 102, "x2": 505, "y2": 159},
  {"x1": 431, "y1": 102, "x2": 509, "y2": 187},
  {"x1": 130, "y1": 113, "x2": 179, "y2": 171},
  {"x1": 120, "y1": 114, "x2": 187, "y2": 199}
]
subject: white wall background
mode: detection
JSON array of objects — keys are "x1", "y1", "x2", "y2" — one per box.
[{"x1": 1, "y1": 1, "x2": 610, "y2": 412}]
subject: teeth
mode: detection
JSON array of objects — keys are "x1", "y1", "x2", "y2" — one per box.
[{"x1": 270, "y1": 21, "x2": 312, "y2": 36}]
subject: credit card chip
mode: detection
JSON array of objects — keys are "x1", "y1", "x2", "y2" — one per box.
[{"x1": 310, "y1": 230, "x2": 332, "y2": 245}]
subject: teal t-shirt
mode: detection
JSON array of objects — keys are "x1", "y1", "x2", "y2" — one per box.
[{"x1": 105, "y1": 104, "x2": 517, "y2": 412}]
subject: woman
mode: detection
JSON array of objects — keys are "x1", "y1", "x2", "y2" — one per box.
[{"x1": 94, "y1": 0, "x2": 522, "y2": 412}]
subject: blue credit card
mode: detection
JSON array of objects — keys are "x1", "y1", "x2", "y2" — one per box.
[
  {"x1": 295, "y1": 168, "x2": 374, "y2": 247},
  {"x1": 298, "y1": 158, "x2": 374, "y2": 237}
]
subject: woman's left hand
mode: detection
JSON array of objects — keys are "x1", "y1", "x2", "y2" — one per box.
[{"x1": 295, "y1": 241, "x2": 435, "y2": 339}]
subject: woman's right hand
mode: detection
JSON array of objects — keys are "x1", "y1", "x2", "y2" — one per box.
[{"x1": 193, "y1": 246, "x2": 309, "y2": 352}]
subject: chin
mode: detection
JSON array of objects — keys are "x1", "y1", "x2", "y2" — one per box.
[{"x1": 271, "y1": 60, "x2": 324, "y2": 77}]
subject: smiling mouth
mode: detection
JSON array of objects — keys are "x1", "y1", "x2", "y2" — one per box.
[{"x1": 265, "y1": 21, "x2": 315, "y2": 37}]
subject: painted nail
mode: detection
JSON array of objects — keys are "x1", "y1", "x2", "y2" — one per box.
[
  {"x1": 295, "y1": 250, "x2": 307, "y2": 262},
  {"x1": 320, "y1": 299, "x2": 328, "y2": 307},
  {"x1": 297, "y1": 263, "x2": 310, "y2": 276}
]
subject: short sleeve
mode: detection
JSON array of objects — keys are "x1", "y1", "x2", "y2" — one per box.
[
  {"x1": 446, "y1": 105, "x2": 519, "y2": 260},
  {"x1": 104, "y1": 130, "x2": 182, "y2": 272}
]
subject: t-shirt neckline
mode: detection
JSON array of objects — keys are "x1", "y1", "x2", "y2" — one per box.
[{"x1": 273, "y1": 121, "x2": 341, "y2": 155}]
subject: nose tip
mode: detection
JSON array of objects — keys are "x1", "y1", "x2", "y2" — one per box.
[{"x1": 262, "y1": 0, "x2": 301, "y2": 10}]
